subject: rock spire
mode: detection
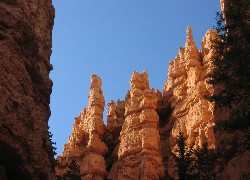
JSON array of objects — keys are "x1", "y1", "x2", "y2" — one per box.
[
  {"x1": 185, "y1": 26, "x2": 201, "y2": 66},
  {"x1": 108, "y1": 71, "x2": 165, "y2": 179},
  {"x1": 56, "y1": 74, "x2": 107, "y2": 180},
  {"x1": 56, "y1": 25, "x2": 249, "y2": 179},
  {"x1": 162, "y1": 27, "x2": 218, "y2": 177}
]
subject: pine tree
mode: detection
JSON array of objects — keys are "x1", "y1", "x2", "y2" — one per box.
[
  {"x1": 194, "y1": 142, "x2": 217, "y2": 179},
  {"x1": 208, "y1": 0, "x2": 250, "y2": 131},
  {"x1": 171, "y1": 131, "x2": 195, "y2": 180},
  {"x1": 64, "y1": 160, "x2": 81, "y2": 180},
  {"x1": 171, "y1": 132, "x2": 218, "y2": 180},
  {"x1": 57, "y1": 160, "x2": 81, "y2": 180},
  {"x1": 48, "y1": 126, "x2": 57, "y2": 172},
  {"x1": 48, "y1": 127, "x2": 57, "y2": 157}
]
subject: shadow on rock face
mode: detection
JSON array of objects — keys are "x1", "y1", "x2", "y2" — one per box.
[{"x1": 0, "y1": 142, "x2": 32, "y2": 180}]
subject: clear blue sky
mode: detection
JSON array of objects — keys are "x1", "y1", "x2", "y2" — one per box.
[{"x1": 49, "y1": 0, "x2": 221, "y2": 156}]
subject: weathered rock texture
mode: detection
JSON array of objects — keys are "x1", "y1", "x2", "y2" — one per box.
[
  {"x1": 161, "y1": 26, "x2": 217, "y2": 177},
  {"x1": 57, "y1": 25, "x2": 249, "y2": 178},
  {"x1": 56, "y1": 75, "x2": 107, "y2": 180},
  {"x1": 165, "y1": 27, "x2": 217, "y2": 147},
  {"x1": 57, "y1": 1, "x2": 249, "y2": 179},
  {"x1": 108, "y1": 71, "x2": 165, "y2": 179},
  {"x1": 0, "y1": 1, "x2": 55, "y2": 179},
  {"x1": 104, "y1": 100, "x2": 125, "y2": 172}
]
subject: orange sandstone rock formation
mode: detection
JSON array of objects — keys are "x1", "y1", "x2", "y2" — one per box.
[
  {"x1": 57, "y1": 37, "x2": 219, "y2": 178},
  {"x1": 0, "y1": 0, "x2": 55, "y2": 179},
  {"x1": 58, "y1": 72, "x2": 165, "y2": 179},
  {"x1": 104, "y1": 100, "x2": 125, "y2": 172},
  {"x1": 57, "y1": 2, "x2": 249, "y2": 179},
  {"x1": 108, "y1": 71, "x2": 165, "y2": 180},
  {"x1": 57, "y1": 25, "x2": 249, "y2": 179},
  {"x1": 56, "y1": 75, "x2": 107, "y2": 179},
  {"x1": 161, "y1": 27, "x2": 218, "y2": 176},
  {"x1": 107, "y1": 100, "x2": 125, "y2": 133},
  {"x1": 163, "y1": 26, "x2": 217, "y2": 149}
]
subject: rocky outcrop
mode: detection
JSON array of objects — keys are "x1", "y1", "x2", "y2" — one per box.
[
  {"x1": 107, "y1": 100, "x2": 125, "y2": 133},
  {"x1": 57, "y1": 26, "x2": 249, "y2": 179},
  {"x1": 1, "y1": 0, "x2": 248, "y2": 179},
  {"x1": 0, "y1": 1, "x2": 55, "y2": 179},
  {"x1": 161, "y1": 27, "x2": 218, "y2": 176},
  {"x1": 163, "y1": 26, "x2": 217, "y2": 148},
  {"x1": 57, "y1": 39, "x2": 219, "y2": 178},
  {"x1": 56, "y1": 75, "x2": 107, "y2": 180},
  {"x1": 104, "y1": 100, "x2": 125, "y2": 172},
  {"x1": 108, "y1": 71, "x2": 165, "y2": 180},
  {"x1": 58, "y1": 72, "x2": 165, "y2": 180},
  {"x1": 56, "y1": 2, "x2": 250, "y2": 179}
]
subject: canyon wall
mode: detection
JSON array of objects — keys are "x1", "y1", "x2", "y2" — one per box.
[
  {"x1": 1, "y1": 0, "x2": 248, "y2": 179},
  {"x1": 0, "y1": 1, "x2": 55, "y2": 179}
]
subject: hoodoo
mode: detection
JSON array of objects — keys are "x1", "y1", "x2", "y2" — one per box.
[
  {"x1": 108, "y1": 71, "x2": 165, "y2": 179},
  {"x1": 56, "y1": 75, "x2": 107, "y2": 180},
  {"x1": 57, "y1": 25, "x2": 249, "y2": 179},
  {"x1": 1, "y1": 0, "x2": 249, "y2": 179}
]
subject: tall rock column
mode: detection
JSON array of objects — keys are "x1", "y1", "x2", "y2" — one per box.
[
  {"x1": 108, "y1": 71, "x2": 164, "y2": 180},
  {"x1": 104, "y1": 100, "x2": 125, "y2": 172},
  {"x1": 56, "y1": 75, "x2": 107, "y2": 180},
  {"x1": 81, "y1": 75, "x2": 107, "y2": 180},
  {"x1": 0, "y1": 1, "x2": 55, "y2": 179},
  {"x1": 163, "y1": 27, "x2": 216, "y2": 149},
  {"x1": 162, "y1": 27, "x2": 217, "y2": 177}
]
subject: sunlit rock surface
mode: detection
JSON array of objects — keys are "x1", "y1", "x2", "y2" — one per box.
[
  {"x1": 56, "y1": 27, "x2": 249, "y2": 179},
  {"x1": 108, "y1": 71, "x2": 165, "y2": 180},
  {"x1": 56, "y1": 2, "x2": 250, "y2": 179},
  {"x1": 56, "y1": 75, "x2": 107, "y2": 179},
  {"x1": 161, "y1": 27, "x2": 218, "y2": 177}
]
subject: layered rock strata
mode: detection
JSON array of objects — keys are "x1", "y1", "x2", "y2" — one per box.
[
  {"x1": 56, "y1": 2, "x2": 250, "y2": 179},
  {"x1": 163, "y1": 26, "x2": 216, "y2": 148},
  {"x1": 104, "y1": 100, "x2": 125, "y2": 172},
  {"x1": 108, "y1": 71, "x2": 165, "y2": 179},
  {"x1": 161, "y1": 27, "x2": 217, "y2": 176},
  {"x1": 107, "y1": 100, "x2": 125, "y2": 133},
  {"x1": 57, "y1": 26, "x2": 249, "y2": 179},
  {"x1": 0, "y1": 1, "x2": 55, "y2": 179},
  {"x1": 56, "y1": 75, "x2": 107, "y2": 179}
]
